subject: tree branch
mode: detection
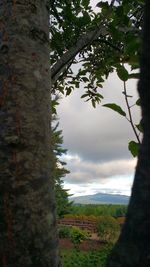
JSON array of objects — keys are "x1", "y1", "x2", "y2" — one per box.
[
  {"x1": 51, "y1": 0, "x2": 116, "y2": 85},
  {"x1": 51, "y1": 26, "x2": 108, "y2": 84},
  {"x1": 123, "y1": 81, "x2": 141, "y2": 144}
]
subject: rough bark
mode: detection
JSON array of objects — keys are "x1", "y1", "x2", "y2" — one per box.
[
  {"x1": 0, "y1": 1, "x2": 59, "y2": 266},
  {"x1": 107, "y1": 1, "x2": 150, "y2": 266}
]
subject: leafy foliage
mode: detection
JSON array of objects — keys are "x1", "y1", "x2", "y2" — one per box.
[
  {"x1": 51, "y1": 0, "x2": 144, "y2": 103},
  {"x1": 70, "y1": 226, "x2": 90, "y2": 250},
  {"x1": 58, "y1": 225, "x2": 72, "y2": 239},
  {"x1": 96, "y1": 216, "x2": 120, "y2": 244},
  {"x1": 50, "y1": 0, "x2": 144, "y2": 156},
  {"x1": 62, "y1": 244, "x2": 113, "y2": 267},
  {"x1": 69, "y1": 204, "x2": 127, "y2": 217}
]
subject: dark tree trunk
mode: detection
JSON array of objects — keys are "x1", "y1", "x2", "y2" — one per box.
[
  {"x1": 0, "y1": 1, "x2": 59, "y2": 266},
  {"x1": 107, "y1": 1, "x2": 150, "y2": 267}
]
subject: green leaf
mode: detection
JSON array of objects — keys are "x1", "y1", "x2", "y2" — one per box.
[
  {"x1": 128, "y1": 141, "x2": 139, "y2": 157},
  {"x1": 97, "y1": 83, "x2": 103, "y2": 88},
  {"x1": 96, "y1": 2, "x2": 109, "y2": 10},
  {"x1": 116, "y1": 65, "x2": 129, "y2": 81},
  {"x1": 64, "y1": 5, "x2": 76, "y2": 22},
  {"x1": 131, "y1": 63, "x2": 140, "y2": 70},
  {"x1": 58, "y1": 86, "x2": 64, "y2": 94},
  {"x1": 83, "y1": 11, "x2": 91, "y2": 24},
  {"x1": 103, "y1": 103, "x2": 126, "y2": 117},
  {"x1": 66, "y1": 88, "x2": 72, "y2": 96},
  {"x1": 81, "y1": 93, "x2": 89, "y2": 98},
  {"x1": 92, "y1": 99, "x2": 96, "y2": 108},
  {"x1": 75, "y1": 82, "x2": 80, "y2": 88},
  {"x1": 136, "y1": 98, "x2": 141, "y2": 106},
  {"x1": 135, "y1": 122, "x2": 143, "y2": 133},
  {"x1": 125, "y1": 36, "x2": 140, "y2": 55},
  {"x1": 77, "y1": 12, "x2": 91, "y2": 27},
  {"x1": 97, "y1": 93, "x2": 104, "y2": 99},
  {"x1": 128, "y1": 73, "x2": 140, "y2": 79},
  {"x1": 81, "y1": 77, "x2": 89, "y2": 82},
  {"x1": 82, "y1": 0, "x2": 90, "y2": 8}
]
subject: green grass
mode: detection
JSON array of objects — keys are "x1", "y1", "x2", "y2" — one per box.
[{"x1": 61, "y1": 244, "x2": 113, "y2": 267}]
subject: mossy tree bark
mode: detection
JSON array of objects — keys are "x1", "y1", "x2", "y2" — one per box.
[
  {"x1": 0, "y1": 1, "x2": 59, "y2": 266},
  {"x1": 107, "y1": 1, "x2": 150, "y2": 267}
]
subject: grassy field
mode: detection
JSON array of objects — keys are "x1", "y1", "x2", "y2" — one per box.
[
  {"x1": 61, "y1": 245, "x2": 113, "y2": 267},
  {"x1": 69, "y1": 203, "x2": 127, "y2": 217},
  {"x1": 60, "y1": 204, "x2": 126, "y2": 266}
]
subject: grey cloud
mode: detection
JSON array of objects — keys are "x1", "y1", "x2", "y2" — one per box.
[
  {"x1": 58, "y1": 73, "x2": 140, "y2": 163},
  {"x1": 64, "y1": 155, "x2": 136, "y2": 185},
  {"x1": 57, "y1": 72, "x2": 140, "y2": 195}
]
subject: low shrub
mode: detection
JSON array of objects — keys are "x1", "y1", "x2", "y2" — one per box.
[
  {"x1": 70, "y1": 226, "x2": 90, "y2": 250},
  {"x1": 96, "y1": 216, "x2": 120, "y2": 244},
  {"x1": 58, "y1": 225, "x2": 72, "y2": 239}
]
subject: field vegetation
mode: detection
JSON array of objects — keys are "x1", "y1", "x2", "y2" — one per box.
[
  {"x1": 59, "y1": 204, "x2": 127, "y2": 266},
  {"x1": 62, "y1": 245, "x2": 113, "y2": 267},
  {"x1": 69, "y1": 204, "x2": 127, "y2": 217}
]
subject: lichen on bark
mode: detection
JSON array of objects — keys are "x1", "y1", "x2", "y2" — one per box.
[{"x1": 0, "y1": 1, "x2": 59, "y2": 266}]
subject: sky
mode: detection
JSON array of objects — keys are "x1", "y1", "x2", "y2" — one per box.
[
  {"x1": 57, "y1": 0, "x2": 141, "y2": 197},
  {"x1": 57, "y1": 71, "x2": 141, "y2": 197}
]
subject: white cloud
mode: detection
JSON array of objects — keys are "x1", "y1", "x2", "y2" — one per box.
[
  {"x1": 64, "y1": 175, "x2": 133, "y2": 197},
  {"x1": 63, "y1": 153, "x2": 137, "y2": 182},
  {"x1": 62, "y1": 153, "x2": 136, "y2": 196}
]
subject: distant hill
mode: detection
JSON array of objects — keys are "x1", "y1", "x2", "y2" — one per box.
[{"x1": 70, "y1": 192, "x2": 129, "y2": 205}]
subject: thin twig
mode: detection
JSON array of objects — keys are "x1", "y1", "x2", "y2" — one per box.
[{"x1": 123, "y1": 81, "x2": 141, "y2": 144}]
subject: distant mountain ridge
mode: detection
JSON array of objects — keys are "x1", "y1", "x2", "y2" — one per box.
[{"x1": 70, "y1": 192, "x2": 129, "y2": 205}]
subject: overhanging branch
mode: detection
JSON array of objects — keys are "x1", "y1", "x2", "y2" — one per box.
[
  {"x1": 51, "y1": 0, "x2": 116, "y2": 85},
  {"x1": 51, "y1": 26, "x2": 108, "y2": 85}
]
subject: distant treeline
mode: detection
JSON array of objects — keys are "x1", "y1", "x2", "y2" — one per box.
[{"x1": 69, "y1": 204, "x2": 127, "y2": 217}]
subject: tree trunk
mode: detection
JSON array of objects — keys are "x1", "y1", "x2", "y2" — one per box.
[
  {"x1": 0, "y1": 1, "x2": 59, "y2": 266},
  {"x1": 107, "y1": 1, "x2": 150, "y2": 266}
]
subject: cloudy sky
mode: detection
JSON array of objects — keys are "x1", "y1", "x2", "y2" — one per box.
[
  {"x1": 56, "y1": 0, "x2": 141, "y2": 197},
  {"x1": 57, "y1": 70, "x2": 141, "y2": 197}
]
